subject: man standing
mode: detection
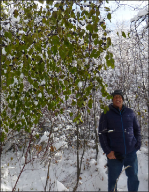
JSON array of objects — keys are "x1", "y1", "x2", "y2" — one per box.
[{"x1": 98, "y1": 90, "x2": 141, "y2": 192}]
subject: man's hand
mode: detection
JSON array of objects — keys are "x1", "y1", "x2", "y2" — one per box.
[{"x1": 107, "y1": 151, "x2": 116, "y2": 159}]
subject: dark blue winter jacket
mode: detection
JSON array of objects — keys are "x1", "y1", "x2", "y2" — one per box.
[{"x1": 98, "y1": 104, "x2": 141, "y2": 155}]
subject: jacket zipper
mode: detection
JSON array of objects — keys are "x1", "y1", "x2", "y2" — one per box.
[{"x1": 120, "y1": 111, "x2": 126, "y2": 155}]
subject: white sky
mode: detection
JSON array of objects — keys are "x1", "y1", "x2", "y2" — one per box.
[{"x1": 104, "y1": 1, "x2": 148, "y2": 29}]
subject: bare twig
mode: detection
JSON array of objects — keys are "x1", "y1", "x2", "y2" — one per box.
[
  {"x1": 12, "y1": 132, "x2": 33, "y2": 192},
  {"x1": 44, "y1": 158, "x2": 51, "y2": 191},
  {"x1": 114, "y1": 165, "x2": 131, "y2": 192}
]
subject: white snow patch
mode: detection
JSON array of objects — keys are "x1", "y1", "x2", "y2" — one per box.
[
  {"x1": 38, "y1": 93, "x2": 42, "y2": 98},
  {"x1": 38, "y1": 131, "x2": 49, "y2": 144},
  {"x1": 34, "y1": 101, "x2": 38, "y2": 106},
  {"x1": 20, "y1": 73, "x2": 24, "y2": 79},
  {"x1": 57, "y1": 180, "x2": 69, "y2": 191},
  {"x1": 131, "y1": 7, "x2": 148, "y2": 22},
  {"x1": 40, "y1": 79, "x2": 46, "y2": 85},
  {"x1": 2, "y1": 48, "x2": 6, "y2": 55},
  {"x1": 78, "y1": 81, "x2": 83, "y2": 88},
  {"x1": 18, "y1": 30, "x2": 26, "y2": 35}
]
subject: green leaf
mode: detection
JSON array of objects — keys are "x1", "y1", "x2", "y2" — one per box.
[
  {"x1": 107, "y1": 37, "x2": 111, "y2": 47},
  {"x1": 92, "y1": 33, "x2": 98, "y2": 39},
  {"x1": 106, "y1": 60, "x2": 112, "y2": 68},
  {"x1": 13, "y1": 9, "x2": 19, "y2": 18},
  {"x1": 64, "y1": 79, "x2": 68, "y2": 86},
  {"x1": 104, "y1": 7, "x2": 110, "y2": 11},
  {"x1": 36, "y1": 134, "x2": 40, "y2": 139},
  {"x1": 138, "y1": 112, "x2": 141, "y2": 116},
  {"x1": 107, "y1": 13, "x2": 111, "y2": 20},
  {"x1": 98, "y1": 65, "x2": 102, "y2": 71},
  {"x1": 72, "y1": 100, "x2": 76, "y2": 106},
  {"x1": 38, "y1": 0, "x2": 44, "y2": 4},
  {"x1": 5, "y1": 31, "x2": 12, "y2": 40},
  {"x1": 122, "y1": 31, "x2": 126, "y2": 38},
  {"x1": 52, "y1": 11, "x2": 57, "y2": 19},
  {"x1": 90, "y1": 49, "x2": 97, "y2": 58},
  {"x1": 88, "y1": 99, "x2": 93, "y2": 109},
  {"x1": 107, "y1": 95, "x2": 112, "y2": 100},
  {"x1": 77, "y1": 99, "x2": 83, "y2": 108},
  {"x1": 57, "y1": 27, "x2": 61, "y2": 34},
  {"x1": 101, "y1": 23, "x2": 106, "y2": 30},
  {"x1": 128, "y1": 32, "x2": 130, "y2": 38},
  {"x1": 104, "y1": 108, "x2": 107, "y2": 114},
  {"x1": 90, "y1": 8, "x2": 95, "y2": 16},
  {"x1": 70, "y1": 67, "x2": 77, "y2": 74},
  {"x1": 52, "y1": 36, "x2": 59, "y2": 45},
  {"x1": 86, "y1": 24, "x2": 93, "y2": 33},
  {"x1": 69, "y1": 112, "x2": 73, "y2": 117},
  {"x1": 46, "y1": 0, "x2": 54, "y2": 5},
  {"x1": 59, "y1": 47, "x2": 67, "y2": 60},
  {"x1": 51, "y1": 45, "x2": 57, "y2": 55},
  {"x1": 103, "y1": 32, "x2": 107, "y2": 36},
  {"x1": 65, "y1": 95, "x2": 69, "y2": 100},
  {"x1": 93, "y1": 23, "x2": 98, "y2": 32},
  {"x1": 60, "y1": 108, "x2": 64, "y2": 114},
  {"x1": 0, "y1": 132, "x2": 6, "y2": 142},
  {"x1": 94, "y1": 39, "x2": 99, "y2": 45}
]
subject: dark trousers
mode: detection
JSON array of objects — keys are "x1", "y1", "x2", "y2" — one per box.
[{"x1": 107, "y1": 150, "x2": 139, "y2": 192}]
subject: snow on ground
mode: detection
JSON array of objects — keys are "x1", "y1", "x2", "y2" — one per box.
[{"x1": 1, "y1": 144, "x2": 148, "y2": 191}]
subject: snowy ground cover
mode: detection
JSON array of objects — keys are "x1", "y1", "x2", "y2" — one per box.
[{"x1": 1, "y1": 143, "x2": 148, "y2": 191}]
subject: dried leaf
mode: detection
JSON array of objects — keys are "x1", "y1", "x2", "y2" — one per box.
[
  {"x1": 35, "y1": 145, "x2": 42, "y2": 152},
  {"x1": 50, "y1": 145, "x2": 54, "y2": 152}
]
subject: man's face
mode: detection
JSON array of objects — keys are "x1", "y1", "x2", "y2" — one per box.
[{"x1": 112, "y1": 94, "x2": 123, "y2": 109}]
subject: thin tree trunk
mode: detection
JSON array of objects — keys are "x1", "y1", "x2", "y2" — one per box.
[
  {"x1": 76, "y1": 124, "x2": 79, "y2": 182},
  {"x1": 73, "y1": 131, "x2": 86, "y2": 192},
  {"x1": 93, "y1": 89, "x2": 98, "y2": 160}
]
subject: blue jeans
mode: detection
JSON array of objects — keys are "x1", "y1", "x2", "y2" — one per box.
[{"x1": 107, "y1": 150, "x2": 139, "y2": 192}]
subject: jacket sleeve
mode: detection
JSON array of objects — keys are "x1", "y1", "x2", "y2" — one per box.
[
  {"x1": 133, "y1": 113, "x2": 141, "y2": 150},
  {"x1": 98, "y1": 113, "x2": 111, "y2": 155}
]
